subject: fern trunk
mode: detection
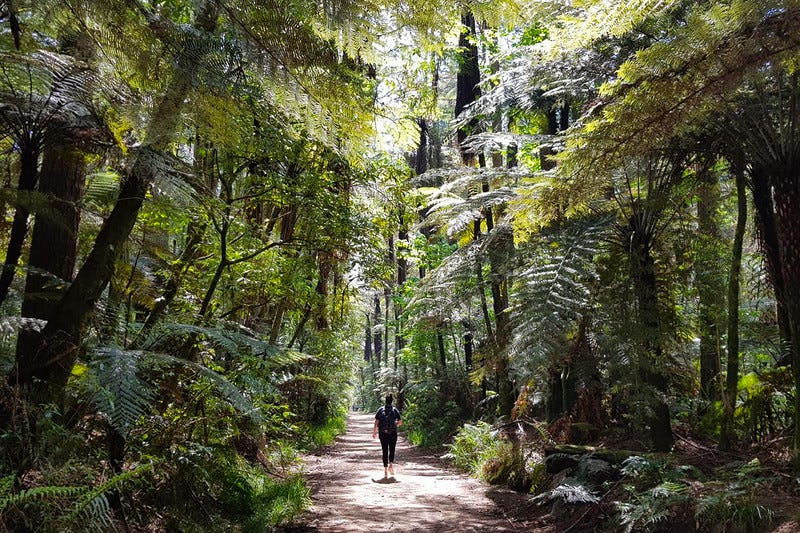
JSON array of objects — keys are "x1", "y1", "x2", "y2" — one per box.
[
  {"x1": 627, "y1": 216, "x2": 673, "y2": 452},
  {"x1": 769, "y1": 166, "x2": 800, "y2": 455},
  {"x1": 489, "y1": 226, "x2": 515, "y2": 418},
  {"x1": 751, "y1": 167, "x2": 792, "y2": 364},
  {"x1": 15, "y1": 144, "x2": 84, "y2": 359}
]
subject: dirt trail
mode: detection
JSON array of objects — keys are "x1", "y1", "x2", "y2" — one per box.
[{"x1": 281, "y1": 412, "x2": 537, "y2": 532}]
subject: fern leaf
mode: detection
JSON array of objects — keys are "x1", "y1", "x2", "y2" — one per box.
[
  {"x1": 67, "y1": 462, "x2": 154, "y2": 524},
  {"x1": 0, "y1": 485, "x2": 87, "y2": 513},
  {"x1": 90, "y1": 347, "x2": 155, "y2": 438}
]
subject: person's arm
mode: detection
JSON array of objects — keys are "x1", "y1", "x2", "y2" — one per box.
[
  {"x1": 396, "y1": 409, "x2": 402, "y2": 428},
  {"x1": 372, "y1": 418, "x2": 379, "y2": 439}
]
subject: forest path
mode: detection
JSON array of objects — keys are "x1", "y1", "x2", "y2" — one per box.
[{"x1": 281, "y1": 412, "x2": 540, "y2": 532}]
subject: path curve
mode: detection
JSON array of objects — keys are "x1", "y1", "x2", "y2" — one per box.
[{"x1": 282, "y1": 412, "x2": 535, "y2": 532}]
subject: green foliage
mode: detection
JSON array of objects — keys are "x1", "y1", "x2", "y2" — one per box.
[
  {"x1": 0, "y1": 462, "x2": 154, "y2": 532},
  {"x1": 404, "y1": 397, "x2": 464, "y2": 447},
  {"x1": 510, "y1": 216, "x2": 608, "y2": 378},
  {"x1": 218, "y1": 458, "x2": 310, "y2": 531},
  {"x1": 694, "y1": 459, "x2": 776, "y2": 532},
  {"x1": 617, "y1": 481, "x2": 690, "y2": 533},
  {"x1": 445, "y1": 422, "x2": 545, "y2": 493},
  {"x1": 305, "y1": 405, "x2": 348, "y2": 449},
  {"x1": 446, "y1": 422, "x2": 497, "y2": 473}
]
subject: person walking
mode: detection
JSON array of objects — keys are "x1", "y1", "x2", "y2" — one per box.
[{"x1": 372, "y1": 394, "x2": 402, "y2": 477}]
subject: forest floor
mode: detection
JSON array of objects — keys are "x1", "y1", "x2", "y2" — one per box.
[{"x1": 279, "y1": 412, "x2": 551, "y2": 533}]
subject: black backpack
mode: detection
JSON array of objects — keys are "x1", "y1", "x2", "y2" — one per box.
[{"x1": 378, "y1": 406, "x2": 396, "y2": 434}]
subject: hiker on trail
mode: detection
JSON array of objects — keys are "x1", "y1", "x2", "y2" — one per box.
[{"x1": 372, "y1": 394, "x2": 402, "y2": 477}]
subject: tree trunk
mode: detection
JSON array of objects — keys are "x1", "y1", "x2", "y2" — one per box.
[
  {"x1": 15, "y1": 144, "x2": 84, "y2": 359},
  {"x1": 0, "y1": 145, "x2": 40, "y2": 304},
  {"x1": 720, "y1": 161, "x2": 746, "y2": 451},
  {"x1": 373, "y1": 294, "x2": 382, "y2": 364},
  {"x1": 414, "y1": 118, "x2": 428, "y2": 176},
  {"x1": 437, "y1": 330, "x2": 447, "y2": 373},
  {"x1": 750, "y1": 168, "x2": 792, "y2": 364},
  {"x1": 454, "y1": 9, "x2": 480, "y2": 164},
  {"x1": 364, "y1": 315, "x2": 373, "y2": 361},
  {"x1": 463, "y1": 329, "x2": 473, "y2": 371},
  {"x1": 489, "y1": 226, "x2": 515, "y2": 417},
  {"x1": 314, "y1": 250, "x2": 332, "y2": 331},
  {"x1": 770, "y1": 166, "x2": 800, "y2": 454},
  {"x1": 695, "y1": 162, "x2": 725, "y2": 402},
  {"x1": 627, "y1": 215, "x2": 673, "y2": 451}
]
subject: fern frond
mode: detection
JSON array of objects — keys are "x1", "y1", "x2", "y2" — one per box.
[
  {"x1": 0, "y1": 316, "x2": 47, "y2": 337},
  {"x1": 90, "y1": 347, "x2": 155, "y2": 438},
  {"x1": 67, "y1": 462, "x2": 155, "y2": 524},
  {"x1": 0, "y1": 485, "x2": 87, "y2": 513},
  {"x1": 535, "y1": 482, "x2": 600, "y2": 505},
  {"x1": 422, "y1": 185, "x2": 519, "y2": 238},
  {"x1": 509, "y1": 215, "x2": 609, "y2": 371}
]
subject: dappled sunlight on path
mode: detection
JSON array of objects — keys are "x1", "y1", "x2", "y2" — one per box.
[{"x1": 280, "y1": 412, "x2": 533, "y2": 532}]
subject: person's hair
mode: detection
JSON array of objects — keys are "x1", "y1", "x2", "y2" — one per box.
[{"x1": 385, "y1": 394, "x2": 393, "y2": 406}]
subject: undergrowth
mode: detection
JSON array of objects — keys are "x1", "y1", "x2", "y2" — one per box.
[{"x1": 445, "y1": 421, "x2": 546, "y2": 493}]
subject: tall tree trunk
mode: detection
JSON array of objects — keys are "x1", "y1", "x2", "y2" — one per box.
[
  {"x1": 314, "y1": 250, "x2": 332, "y2": 331},
  {"x1": 437, "y1": 330, "x2": 447, "y2": 373},
  {"x1": 463, "y1": 328, "x2": 473, "y2": 372},
  {"x1": 720, "y1": 161, "x2": 747, "y2": 451},
  {"x1": 489, "y1": 225, "x2": 515, "y2": 417},
  {"x1": 695, "y1": 162, "x2": 725, "y2": 402},
  {"x1": 364, "y1": 314, "x2": 373, "y2": 361},
  {"x1": 770, "y1": 166, "x2": 800, "y2": 454},
  {"x1": 396, "y1": 211, "x2": 408, "y2": 371},
  {"x1": 414, "y1": 118, "x2": 428, "y2": 176},
  {"x1": 455, "y1": 9, "x2": 480, "y2": 165},
  {"x1": 0, "y1": 144, "x2": 40, "y2": 304},
  {"x1": 15, "y1": 144, "x2": 84, "y2": 358},
  {"x1": 373, "y1": 294, "x2": 382, "y2": 364}
]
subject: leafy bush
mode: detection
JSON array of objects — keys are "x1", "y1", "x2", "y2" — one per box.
[
  {"x1": 218, "y1": 458, "x2": 310, "y2": 531},
  {"x1": 446, "y1": 422, "x2": 496, "y2": 473},
  {"x1": 446, "y1": 422, "x2": 545, "y2": 493}
]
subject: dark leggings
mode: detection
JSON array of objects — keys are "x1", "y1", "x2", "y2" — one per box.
[{"x1": 378, "y1": 431, "x2": 398, "y2": 467}]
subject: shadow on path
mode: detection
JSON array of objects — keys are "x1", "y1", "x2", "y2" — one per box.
[{"x1": 279, "y1": 412, "x2": 536, "y2": 533}]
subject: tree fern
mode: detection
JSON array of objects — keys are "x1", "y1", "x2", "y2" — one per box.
[
  {"x1": 509, "y1": 215, "x2": 609, "y2": 375},
  {"x1": 87, "y1": 338, "x2": 278, "y2": 435}
]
